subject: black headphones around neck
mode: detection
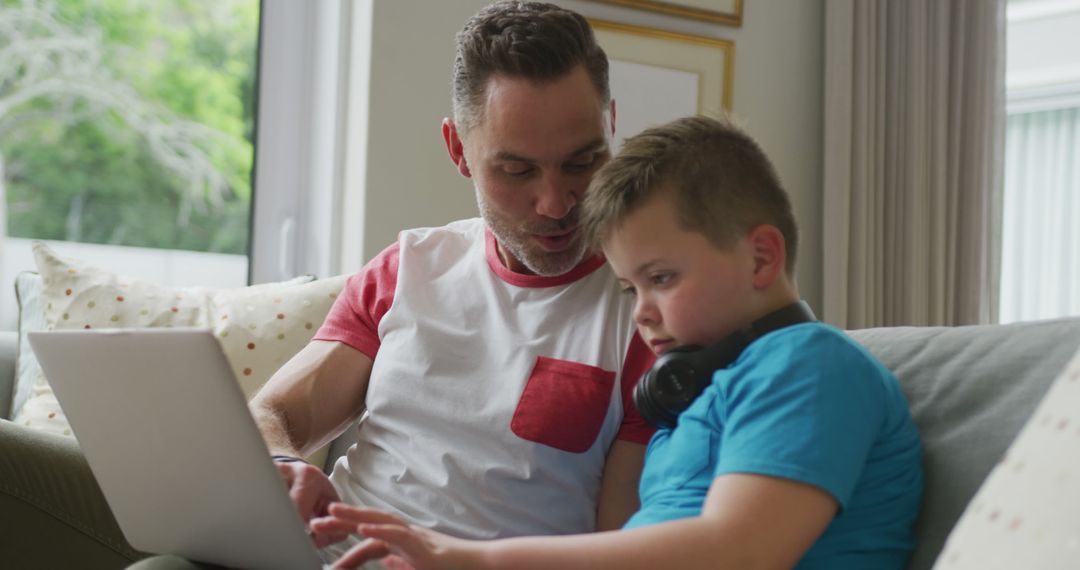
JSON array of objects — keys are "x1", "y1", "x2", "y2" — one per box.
[{"x1": 633, "y1": 301, "x2": 817, "y2": 429}]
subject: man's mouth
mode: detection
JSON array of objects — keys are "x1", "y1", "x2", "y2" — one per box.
[{"x1": 533, "y1": 228, "x2": 577, "y2": 252}]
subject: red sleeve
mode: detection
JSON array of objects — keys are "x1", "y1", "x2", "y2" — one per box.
[
  {"x1": 615, "y1": 331, "x2": 656, "y2": 444},
  {"x1": 312, "y1": 241, "x2": 400, "y2": 359}
]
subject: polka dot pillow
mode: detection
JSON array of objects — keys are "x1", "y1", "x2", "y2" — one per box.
[
  {"x1": 932, "y1": 344, "x2": 1080, "y2": 569},
  {"x1": 210, "y1": 275, "x2": 345, "y2": 399},
  {"x1": 14, "y1": 241, "x2": 347, "y2": 467}
]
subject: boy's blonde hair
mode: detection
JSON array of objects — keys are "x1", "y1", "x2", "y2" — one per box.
[{"x1": 582, "y1": 115, "x2": 799, "y2": 274}]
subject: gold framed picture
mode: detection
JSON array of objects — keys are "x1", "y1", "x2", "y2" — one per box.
[
  {"x1": 589, "y1": 0, "x2": 743, "y2": 27},
  {"x1": 589, "y1": 19, "x2": 734, "y2": 147}
]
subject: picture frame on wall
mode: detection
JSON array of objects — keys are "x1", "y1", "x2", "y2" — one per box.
[
  {"x1": 588, "y1": 0, "x2": 743, "y2": 27},
  {"x1": 588, "y1": 19, "x2": 734, "y2": 149}
]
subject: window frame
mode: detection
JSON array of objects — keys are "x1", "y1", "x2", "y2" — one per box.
[{"x1": 250, "y1": 0, "x2": 361, "y2": 284}]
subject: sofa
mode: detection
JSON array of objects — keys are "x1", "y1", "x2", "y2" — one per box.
[{"x1": 3, "y1": 316, "x2": 1079, "y2": 570}]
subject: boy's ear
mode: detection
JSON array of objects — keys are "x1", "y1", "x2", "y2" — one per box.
[
  {"x1": 442, "y1": 118, "x2": 471, "y2": 178},
  {"x1": 747, "y1": 224, "x2": 787, "y2": 290}
]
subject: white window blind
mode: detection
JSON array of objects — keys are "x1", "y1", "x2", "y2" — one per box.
[{"x1": 1000, "y1": 107, "x2": 1080, "y2": 323}]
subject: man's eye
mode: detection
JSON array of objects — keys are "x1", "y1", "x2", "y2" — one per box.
[
  {"x1": 565, "y1": 156, "x2": 596, "y2": 173},
  {"x1": 500, "y1": 162, "x2": 534, "y2": 178}
]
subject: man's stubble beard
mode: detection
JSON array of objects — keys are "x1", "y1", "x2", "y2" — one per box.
[{"x1": 475, "y1": 187, "x2": 589, "y2": 277}]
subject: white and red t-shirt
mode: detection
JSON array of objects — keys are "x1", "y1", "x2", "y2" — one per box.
[{"x1": 314, "y1": 218, "x2": 654, "y2": 541}]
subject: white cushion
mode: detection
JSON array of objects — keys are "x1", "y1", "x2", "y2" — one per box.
[{"x1": 13, "y1": 241, "x2": 346, "y2": 467}]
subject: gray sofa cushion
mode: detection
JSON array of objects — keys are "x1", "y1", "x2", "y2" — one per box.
[
  {"x1": 850, "y1": 317, "x2": 1080, "y2": 570},
  {"x1": 12, "y1": 272, "x2": 45, "y2": 420},
  {"x1": 0, "y1": 331, "x2": 16, "y2": 420}
]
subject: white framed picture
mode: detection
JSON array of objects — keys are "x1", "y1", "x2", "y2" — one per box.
[
  {"x1": 588, "y1": 0, "x2": 743, "y2": 27},
  {"x1": 589, "y1": 19, "x2": 734, "y2": 149}
]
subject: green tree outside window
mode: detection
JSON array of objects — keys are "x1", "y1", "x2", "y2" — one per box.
[{"x1": 0, "y1": 0, "x2": 259, "y2": 255}]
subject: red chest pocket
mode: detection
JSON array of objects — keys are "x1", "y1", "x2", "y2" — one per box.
[{"x1": 510, "y1": 356, "x2": 616, "y2": 453}]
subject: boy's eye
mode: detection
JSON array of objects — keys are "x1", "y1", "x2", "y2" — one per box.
[
  {"x1": 619, "y1": 284, "x2": 637, "y2": 296},
  {"x1": 651, "y1": 273, "x2": 673, "y2": 286}
]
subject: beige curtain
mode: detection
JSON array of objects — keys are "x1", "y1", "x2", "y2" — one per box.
[{"x1": 822, "y1": 0, "x2": 1005, "y2": 329}]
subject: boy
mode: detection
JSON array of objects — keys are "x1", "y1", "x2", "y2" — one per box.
[{"x1": 313, "y1": 116, "x2": 924, "y2": 569}]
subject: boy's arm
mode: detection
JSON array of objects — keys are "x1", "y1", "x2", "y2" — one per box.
[
  {"x1": 321, "y1": 472, "x2": 836, "y2": 570},
  {"x1": 595, "y1": 440, "x2": 646, "y2": 530},
  {"x1": 483, "y1": 472, "x2": 836, "y2": 570}
]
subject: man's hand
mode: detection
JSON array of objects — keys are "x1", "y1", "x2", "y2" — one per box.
[
  {"x1": 275, "y1": 460, "x2": 345, "y2": 548},
  {"x1": 311, "y1": 503, "x2": 479, "y2": 570}
]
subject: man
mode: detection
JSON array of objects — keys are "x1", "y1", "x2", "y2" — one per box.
[
  {"x1": 255, "y1": 2, "x2": 653, "y2": 560},
  {"x1": 0, "y1": 2, "x2": 652, "y2": 568}
]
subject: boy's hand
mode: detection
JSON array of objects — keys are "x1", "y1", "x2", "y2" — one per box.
[{"x1": 312, "y1": 503, "x2": 480, "y2": 570}]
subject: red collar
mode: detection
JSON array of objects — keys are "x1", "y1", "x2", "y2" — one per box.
[{"x1": 484, "y1": 228, "x2": 606, "y2": 288}]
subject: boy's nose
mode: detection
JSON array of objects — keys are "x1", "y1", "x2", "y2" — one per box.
[{"x1": 633, "y1": 297, "x2": 659, "y2": 327}]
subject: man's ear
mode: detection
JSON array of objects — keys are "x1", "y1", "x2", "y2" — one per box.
[
  {"x1": 442, "y1": 118, "x2": 471, "y2": 178},
  {"x1": 747, "y1": 224, "x2": 787, "y2": 290},
  {"x1": 609, "y1": 98, "x2": 617, "y2": 137}
]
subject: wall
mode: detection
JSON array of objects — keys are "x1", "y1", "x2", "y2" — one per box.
[
  {"x1": 348, "y1": 0, "x2": 825, "y2": 310},
  {"x1": 343, "y1": 1, "x2": 488, "y2": 271}
]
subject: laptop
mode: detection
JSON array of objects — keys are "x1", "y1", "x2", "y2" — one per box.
[{"x1": 28, "y1": 328, "x2": 326, "y2": 570}]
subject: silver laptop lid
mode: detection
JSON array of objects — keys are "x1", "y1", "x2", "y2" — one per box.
[{"x1": 29, "y1": 328, "x2": 323, "y2": 570}]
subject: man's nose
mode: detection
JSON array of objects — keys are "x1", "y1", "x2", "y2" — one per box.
[{"x1": 534, "y1": 172, "x2": 577, "y2": 219}]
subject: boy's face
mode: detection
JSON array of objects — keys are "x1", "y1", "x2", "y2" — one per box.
[{"x1": 604, "y1": 193, "x2": 759, "y2": 356}]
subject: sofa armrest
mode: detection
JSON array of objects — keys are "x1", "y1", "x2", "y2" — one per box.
[
  {"x1": 850, "y1": 317, "x2": 1080, "y2": 570},
  {"x1": 0, "y1": 331, "x2": 18, "y2": 420}
]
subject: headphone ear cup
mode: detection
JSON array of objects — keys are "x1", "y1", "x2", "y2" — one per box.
[
  {"x1": 634, "y1": 347, "x2": 706, "y2": 429},
  {"x1": 633, "y1": 367, "x2": 675, "y2": 429},
  {"x1": 633, "y1": 301, "x2": 819, "y2": 429}
]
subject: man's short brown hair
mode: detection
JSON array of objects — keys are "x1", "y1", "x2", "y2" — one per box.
[
  {"x1": 452, "y1": 1, "x2": 610, "y2": 133},
  {"x1": 582, "y1": 115, "x2": 799, "y2": 274}
]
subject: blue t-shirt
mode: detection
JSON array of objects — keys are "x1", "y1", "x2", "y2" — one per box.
[{"x1": 623, "y1": 323, "x2": 923, "y2": 569}]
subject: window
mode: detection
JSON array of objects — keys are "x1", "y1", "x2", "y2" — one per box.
[
  {"x1": 1000, "y1": 0, "x2": 1080, "y2": 323},
  {"x1": 0, "y1": 0, "x2": 259, "y2": 326},
  {"x1": 0, "y1": 0, "x2": 356, "y2": 329}
]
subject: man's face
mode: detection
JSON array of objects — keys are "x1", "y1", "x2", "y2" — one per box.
[
  {"x1": 453, "y1": 65, "x2": 612, "y2": 276},
  {"x1": 604, "y1": 193, "x2": 759, "y2": 357}
]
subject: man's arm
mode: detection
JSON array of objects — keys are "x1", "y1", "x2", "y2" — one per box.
[
  {"x1": 595, "y1": 440, "x2": 645, "y2": 531},
  {"x1": 250, "y1": 339, "x2": 373, "y2": 546},
  {"x1": 249, "y1": 339, "x2": 373, "y2": 457},
  {"x1": 599, "y1": 331, "x2": 654, "y2": 531}
]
